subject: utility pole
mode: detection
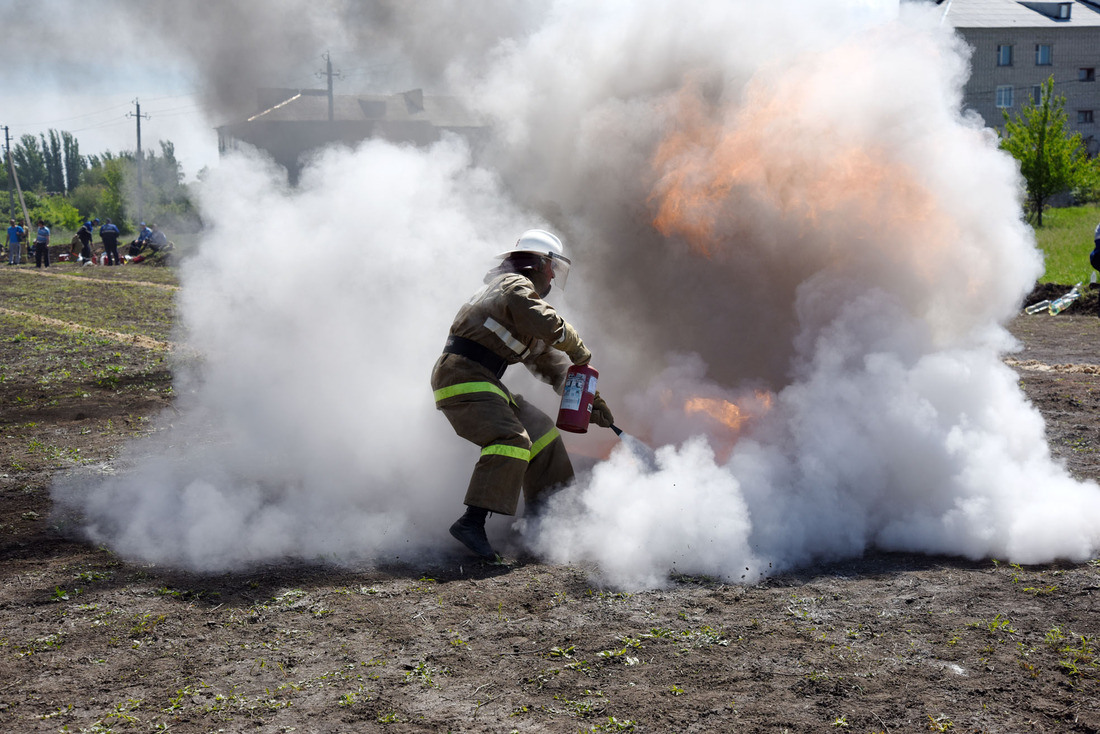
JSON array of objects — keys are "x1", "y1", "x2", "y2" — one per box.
[
  {"x1": 127, "y1": 99, "x2": 150, "y2": 222},
  {"x1": 3, "y1": 126, "x2": 12, "y2": 220},
  {"x1": 317, "y1": 52, "x2": 342, "y2": 122}
]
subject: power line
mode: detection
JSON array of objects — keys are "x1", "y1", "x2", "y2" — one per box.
[
  {"x1": 67, "y1": 117, "x2": 132, "y2": 134},
  {"x1": 10, "y1": 102, "x2": 132, "y2": 129},
  {"x1": 7, "y1": 92, "x2": 204, "y2": 133}
]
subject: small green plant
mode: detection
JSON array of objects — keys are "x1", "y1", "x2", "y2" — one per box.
[
  {"x1": 130, "y1": 612, "x2": 167, "y2": 637},
  {"x1": 669, "y1": 684, "x2": 684, "y2": 696},
  {"x1": 1022, "y1": 585, "x2": 1058, "y2": 596},
  {"x1": 967, "y1": 613, "x2": 1016, "y2": 636},
  {"x1": 927, "y1": 714, "x2": 954, "y2": 731},
  {"x1": 404, "y1": 661, "x2": 443, "y2": 688},
  {"x1": 38, "y1": 703, "x2": 75, "y2": 720},
  {"x1": 587, "y1": 717, "x2": 636, "y2": 732},
  {"x1": 680, "y1": 624, "x2": 731, "y2": 648},
  {"x1": 51, "y1": 586, "x2": 78, "y2": 602},
  {"x1": 551, "y1": 692, "x2": 600, "y2": 716}
]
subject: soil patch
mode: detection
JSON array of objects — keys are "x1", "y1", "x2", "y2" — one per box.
[{"x1": 1, "y1": 291, "x2": 1098, "y2": 733}]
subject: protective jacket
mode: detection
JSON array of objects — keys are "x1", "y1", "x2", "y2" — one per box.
[{"x1": 432, "y1": 271, "x2": 587, "y2": 515}]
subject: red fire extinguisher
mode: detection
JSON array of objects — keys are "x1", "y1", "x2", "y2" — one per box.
[{"x1": 556, "y1": 364, "x2": 599, "y2": 433}]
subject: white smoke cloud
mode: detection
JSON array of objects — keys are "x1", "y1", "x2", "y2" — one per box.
[
  {"x1": 513, "y1": 1, "x2": 1100, "y2": 586},
  {"x1": 52, "y1": 0, "x2": 1100, "y2": 586},
  {"x1": 53, "y1": 137, "x2": 541, "y2": 570}
]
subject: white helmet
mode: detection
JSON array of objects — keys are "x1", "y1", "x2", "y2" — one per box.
[{"x1": 495, "y1": 229, "x2": 572, "y2": 288}]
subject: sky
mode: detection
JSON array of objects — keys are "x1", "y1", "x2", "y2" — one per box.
[
  {"x1": 38, "y1": 0, "x2": 1100, "y2": 589},
  {"x1": 1, "y1": 44, "x2": 219, "y2": 180},
  {"x1": 0, "y1": 1, "x2": 415, "y2": 181}
]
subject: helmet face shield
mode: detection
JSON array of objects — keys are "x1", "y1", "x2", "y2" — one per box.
[
  {"x1": 548, "y1": 252, "x2": 571, "y2": 290},
  {"x1": 494, "y1": 229, "x2": 571, "y2": 290}
]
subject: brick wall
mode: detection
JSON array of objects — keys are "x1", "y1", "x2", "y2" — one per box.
[{"x1": 957, "y1": 26, "x2": 1100, "y2": 154}]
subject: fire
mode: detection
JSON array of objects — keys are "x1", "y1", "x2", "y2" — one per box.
[
  {"x1": 684, "y1": 396, "x2": 748, "y2": 431},
  {"x1": 684, "y1": 390, "x2": 773, "y2": 433},
  {"x1": 648, "y1": 54, "x2": 949, "y2": 272}
]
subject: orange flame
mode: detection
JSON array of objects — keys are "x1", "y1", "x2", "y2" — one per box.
[
  {"x1": 648, "y1": 58, "x2": 948, "y2": 274},
  {"x1": 683, "y1": 390, "x2": 774, "y2": 434},
  {"x1": 684, "y1": 396, "x2": 748, "y2": 431}
]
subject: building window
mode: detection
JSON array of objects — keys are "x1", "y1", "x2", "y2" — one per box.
[
  {"x1": 1080, "y1": 110, "x2": 1096, "y2": 124},
  {"x1": 1081, "y1": 68, "x2": 1097, "y2": 82},
  {"x1": 1036, "y1": 44, "x2": 1052, "y2": 66},
  {"x1": 996, "y1": 85, "x2": 1015, "y2": 108},
  {"x1": 997, "y1": 45, "x2": 1013, "y2": 66},
  {"x1": 1033, "y1": 85, "x2": 1043, "y2": 104},
  {"x1": 1059, "y1": 3, "x2": 1071, "y2": 19}
]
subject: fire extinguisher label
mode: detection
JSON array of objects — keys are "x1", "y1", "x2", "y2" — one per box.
[
  {"x1": 587, "y1": 375, "x2": 598, "y2": 393},
  {"x1": 561, "y1": 372, "x2": 586, "y2": 411}
]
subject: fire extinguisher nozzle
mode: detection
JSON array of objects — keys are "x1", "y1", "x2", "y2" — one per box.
[{"x1": 610, "y1": 423, "x2": 623, "y2": 436}]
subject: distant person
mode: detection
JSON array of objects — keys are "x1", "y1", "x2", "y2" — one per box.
[
  {"x1": 147, "y1": 223, "x2": 170, "y2": 253},
  {"x1": 24, "y1": 218, "x2": 35, "y2": 260},
  {"x1": 76, "y1": 221, "x2": 94, "y2": 261},
  {"x1": 34, "y1": 220, "x2": 51, "y2": 268},
  {"x1": 1091, "y1": 220, "x2": 1100, "y2": 316},
  {"x1": 99, "y1": 218, "x2": 121, "y2": 266},
  {"x1": 6, "y1": 219, "x2": 23, "y2": 265},
  {"x1": 128, "y1": 221, "x2": 153, "y2": 257}
]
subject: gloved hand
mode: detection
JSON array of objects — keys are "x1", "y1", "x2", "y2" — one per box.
[
  {"x1": 569, "y1": 343, "x2": 592, "y2": 366},
  {"x1": 590, "y1": 391, "x2": 614, "y2": 428},
  {"x1": 556, "y1": 322, "x2": 591, "y2": 365}
]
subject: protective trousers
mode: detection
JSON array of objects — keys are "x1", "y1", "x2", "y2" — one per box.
[{"x1": 436, "y1": 391, "x2": 574, "y2": 516}]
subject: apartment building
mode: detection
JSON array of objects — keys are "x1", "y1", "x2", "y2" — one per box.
[{"x1": 941, "y1": 0, "x2": 1100, "y2": 155}]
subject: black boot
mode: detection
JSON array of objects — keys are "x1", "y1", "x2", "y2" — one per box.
[{"x1": 449, "y1": 506, "x2": 496, "y2": 558}]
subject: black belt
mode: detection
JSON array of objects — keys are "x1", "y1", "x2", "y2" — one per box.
[{"x1": 443, "y1": 335, "x2": 508, "y2": 379}]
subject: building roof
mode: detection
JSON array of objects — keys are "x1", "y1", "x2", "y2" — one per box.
[
  {"x1": 239, "y1": 87, "x2": 482, "y2": 129},
  {"x1": 942, "y1": 0, "x2": 1100, "y2": 27}
]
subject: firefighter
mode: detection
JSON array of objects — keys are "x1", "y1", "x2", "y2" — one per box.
[{"x1": 432, "y1": 229, "x2": 614, "y2": 558}]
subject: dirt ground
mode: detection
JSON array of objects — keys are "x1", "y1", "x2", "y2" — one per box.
[{"x1": 2, "y1": 284, "x2": 1100, "y2": 734}]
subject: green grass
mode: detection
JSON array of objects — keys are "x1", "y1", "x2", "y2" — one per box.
[
  {"x1": 1032, "y1": 203, "x2": 1100, "y2": 285},
  {"x1": 0, "y1": 270, "x2": 177, "y2": 342}
]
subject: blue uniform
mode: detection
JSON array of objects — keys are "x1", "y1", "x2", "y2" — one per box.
[
  {"x1": 6, "y1": 224, "x2": 24, "y2": 264},
  {"x1": 100, "y1": 222, "x2": 121, "y2": 265},
  {"x1": 34, "y1": 225, "x2": 50, "y2": 268}
]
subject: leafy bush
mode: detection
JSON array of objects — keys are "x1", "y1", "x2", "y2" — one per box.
[
  {"x1": 29, "y1": 195, "x2": 83, "y2": 230},
  {"x1": 1071, "y1": 159, "x2": 1100, "y2": 205},
  {"x1": 68, "y1": 184, "x2": 105, "y2": 221}
]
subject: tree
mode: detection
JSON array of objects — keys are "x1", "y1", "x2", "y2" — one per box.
[
  {"x1": 1000, "y1": 76, "x2": 1095, "y2": 226},
  {"x1": 42, "y1": 130, "x2": 65, "y2": 193},
  {"x1": 11, "y1": 134, "x2": 47, "y2": 192},
  {"x1": 62, "y1": 131, "x2": 85, "y2": 193},
  {"x1": 99, "y1": 157, "x2": 128, "y2": 228},
  {"x1": 118, "y1": 140, "x2": 199, "y2": 231}
]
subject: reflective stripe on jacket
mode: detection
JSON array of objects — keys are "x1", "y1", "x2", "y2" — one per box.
[{"x1": 431, "y1": 272, "x2": 574, "y2": 401}]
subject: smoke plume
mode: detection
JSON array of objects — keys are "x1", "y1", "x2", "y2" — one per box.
[{"x1": 51, "y1": 0, "x2": 1100, "y2": 587}]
